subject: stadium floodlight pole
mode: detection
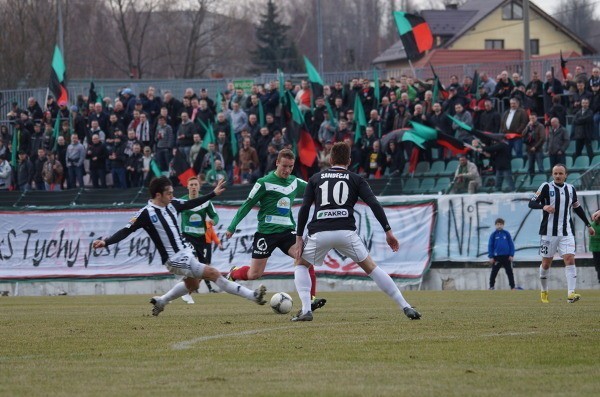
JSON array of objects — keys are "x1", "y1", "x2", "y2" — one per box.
[
  {"x1": 523, "y1": 0, "x2": 531, "y2": 81},
  {"x1": 317, "y1": 0, "x2": 324, "y2": 76}
]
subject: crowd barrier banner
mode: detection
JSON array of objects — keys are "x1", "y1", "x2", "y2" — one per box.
[
  {"x1": 424, "y1": 192, "x2": 600, "y2": 262},
  {"x1": 0, "y1": 201, "x2": 436, "y2": 281}
]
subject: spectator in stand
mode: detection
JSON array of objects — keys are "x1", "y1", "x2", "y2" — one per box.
[
  {"x1": 317, "y1": 111, "x2": 335, "y2": 145},
  {"x1": 385, "y1": 140, "x2": 405, "y2": 176},
  {"x1": 318, "y1": 140, "x2": 334, "y2": 171},
  {"x1": 141, "y1": 86, "x2": 162, "y2": 123},
  {"x1": 265, "y1": 143, "x2": 278, "y2": 173},
  {"x1": 216, "y1": 130, "x2": 234, "y2": 181},
  {"x1": 270, "y1": 130, "x2": 287, "y2": 152},
  {"x1": 592, "y1": 82, "x2": 600, "y2": 141},
  {"x1": 89, "y1": 102, "x2": 109, "y2": 132},
  {"x1": 26, "y1": 97, "x2": 44, "y2": 122},
  {"x1": 213, "y1": 112, "x2": 231, "y2": 137},
  {"x1": 106, "y1": 113, "x2": 124, "y2": 148},
  {"x1": 526, "y1": 71, "x2": 545, "y2": 114},
  {"x1": 154, "y1": 115, "x2": 174, "y2": 172},
  {"x1": 16, "y1": 150, "x2": 34, "y2": 191},
  {"x1": 32, "y1": 148, "x2": 47, "y2": 190},
  {"x1": 86, "y1": 134, "x2": 108, "y2": 188},
  {"x1": 392, "y1": 103, "x2": 411, "y2": 130},
  {"x1": 572, "y1": 98, "x2": 594, "y2": 160},
  {"x1": 0, "y1": 138, "x2": 8, "y2": 160},
  {"x1": 546, "y1": 117, "x2": 570, "y2": 169},
  {"x1": 128, "y1": 109, "x2": 141, "y2": 133},
  {"x1": 126, "y1": 143, "x2": 144, "y2": 187},
  {"x1": 295, "y1": 80, "x2": 312, "y2": 112},
  {"x1": 590, "y1": 67, "x2": 600, "y2": 90},
  {"x1": 378, "y1": 96, "x2": 395, "y2": 135},
  {"x1": 480, "y1": 72, "x2": 497, "y2": 97},
  {"x1": 55, "y1": 135, "x2": 68, "y2": 188},
  {"x1": 141, "y1": 146, "x2": 153, "y2": 183},
  {"x1": 177, "y1": 111, "x2": 197, "y2": 161},
  {"x1": 479, "y1": 138, "x2": 515, "y2": 192},
  {"x1": 364, "y1": 139, "x2": 384, "y2": 178},
  {"x1": 492, "y1": 71, "x2": 515, "y2": 101},
  {"x1": 333, "y1": 119, "x2": 352, "y2": 143},
  {"x1": 163, "y1": 91, "x2": 183, "y2": 131},
  {"x1": 451, "y1": 154, "x2": 481, "y2": 194},
  {"x1": 452, "y1": 103, "x2": 473, "y2": 144},
  {"x1": 0, "y1": 153, "x2": 11, "y2": 190},
  {"x1": 228, "y1": 101, "x2": 248, "y2": 137},
  {"x1": 543, "y1": 71, "x2": 564, "y2": 113},
  {"x1": 264, "y1": 113, "x2": 280, "y2": 136},
  {"x1": 572, "y1": 80, "x2": 592, "y2": 114},
  {"x1": 113, "y1": 100, "x2": 128, "y2": 127},
  {"x1": 29, "y1": 122, "x2": 45, "y2": 161},
  {"x1": 501, "y1": 97, "x2": 528, "y2": 160},
  {"x1": 476, "y1": 99, "x2": 501, "y2": 133},
  {"x1": 238, "y1": 137, "x2": 259, "y2": 184},
  {"x1": 331, "y1": 96, "x2": 347, "y2": 121},
  {"x1": 124, "y1": 129, "x2": 141, "y2": 158},
  {"x1": 87, "y1": 120, "x2": 105, "y2": 144},
  {"x1": 574, "y1": 65, "x2": 588, "y2": 83},
  {"x1": 42, "y1": 151, "x2": 63, "y2": 191},
  {"x1": 200, "y1": 142, "x2": 225, "y2": 174},
  {"x1": 523, "y1": 113, "x2": 546, "y2": 180},
  {"x1": 12, "y1": 121, "x2": 31, "y2": 157},
  {"x1": 136, "y1": 112, "x2": 152, "y2": 149},
  {"x1": 548, "y1": 94, "x2": 567, "y2": 128},
  {"x1": 254, "y1": 127, "x2": 272, "y2": 176},
  {"x1": 360, "y1": 125, "x2": 377, "y2": 154},
  {"x1": 188, "y1": 133, "x2": 203, "y2": 166},
  {"x1": 367, "y1": 110, "x2": 381, "y2": 138},
  {"x1": 109, "y1": 130, "x2": 128, "y2": 189},
  {"x1": 563, "y1": 73, "x2": 578, "y2": 97},
  {"x1": 66, "y1": 134, "x2": 85, "y2": 189}
]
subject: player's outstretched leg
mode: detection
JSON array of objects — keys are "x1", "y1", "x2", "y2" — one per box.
[
  {"x1": 214, "y1": 276, "x2": 267, "y2": 305},
  {"x1": 368, "y1": 265, "x2": 421, "y2": 320},
  {"x1": 150, "y1": 281, "x2": 190, "y2": 316}
]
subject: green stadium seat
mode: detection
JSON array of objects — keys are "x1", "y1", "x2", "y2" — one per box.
[
  {"x1": 566, "y1": 141, "x2": 576, "y2": 155},
  {"x1": 568, "y1": 172, "x2": 582, "y2": 188},
  {"x1": 566, "y1": 156, "x2": 574, "y2": 169},
  {"x1": 511, "y1": 158, "x2": 523, "y2": 173},
  {"x1": 443, "y1": 160, "x2": 458, "y2": 176},
  {"x1": 402, "y1": 178, "x2": 420, "y2": 194},
  {"x1": 414, "y1": 161, "x2": 430, "y2": 176},
  {"x1": 591, "y1": 155, "x2": 600, "y2": 167},
  {"x1": 571, "y1": 155, "x2": 590, "y2": 171},
  {"x1": 542, "y1": 157, "x2": 550, "y2": 171},
  {"x1": 434, "y1": 177, "x2": 453, "y2": 194},
  {"x1": 416, "y1": 177, "x2": 436, "y2": 194},
  {"x1": 425, "y1": 161, "x2": 445, "y2": 176},
  {"x1": 520, "y1": 174, "x2": 549, "y2": 192}
]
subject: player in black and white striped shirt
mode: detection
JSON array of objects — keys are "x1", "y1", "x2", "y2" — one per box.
[
  {"x1": 93, "y1": 177, "x2": 267, "y2": 316},
  {"x1": 528, "y1": 164, "x2": 595, "y2": 303}
]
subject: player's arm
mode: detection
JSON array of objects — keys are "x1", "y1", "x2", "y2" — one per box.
[
  {"x1": 93, "y1": 210, "x2": 148, "y2": 248},
  {"x1": 571, "y1": 191, "x2": 595, "y2": 235},
  {"x1": 174, "y1": 179, "x2": 226, "y2": 212},
  {"x1": 528, "y1": 183, "x2": 550, "y2": 211},
  {"x1": 357, "y1": 178, "x2": 398, "y2": 252},
  {"x1": 206, "y1": 202, "x2": 219, "y2": 225},
  {"x1": 226, "y1": 181, "x2": 264, "y2": 236}
]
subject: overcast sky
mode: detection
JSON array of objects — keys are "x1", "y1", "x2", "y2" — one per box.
[{"x1": 530, "y1": 0, "x2": 599, "y2": 18}]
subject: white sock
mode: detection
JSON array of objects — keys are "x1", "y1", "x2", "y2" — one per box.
[
  {"x1": 161, "y1": 281, "x2": 189, "y2": 303},
  {"x1": 539, "y1": 265, "x2": 549, "y2": 291},
  {"x1": 294, "y1": 266, "x2": 312, "y2": 314},
  {"x1": 214, "y1": 276, "x2": 255, "y2": 300},
  {"x1": 565, "y1": 265, "x2": 577, "y2": 295},
  {"x1": 369, "y1": 266, "x2": 410, "y2": 309}
]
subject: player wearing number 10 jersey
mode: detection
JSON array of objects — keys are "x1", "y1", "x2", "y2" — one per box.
[{"x1": 292, "y1": 142, "x2": 421, "y2": 322}]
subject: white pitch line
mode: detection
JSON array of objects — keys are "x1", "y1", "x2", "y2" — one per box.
[{"x1": 172, "y1": 325, "x2": 304, "y2": 350}]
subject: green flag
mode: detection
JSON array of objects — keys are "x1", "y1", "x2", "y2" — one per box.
[
  {"x1": 373, "y1": 69, "x2": 380, "y2": 109},
  {"x1": 216, "y1": 91, "x2": 222, "y2": 114},
  {"x1": 353, "y1": 95, "x2": 367, "y2": 142},
  {"x1": 303, "y1": 56, "x2": 324, "y2": 85},
  {"x1": 446, "y1": 114, "x2": 473, "y2": 132},
  {"x1": 11, "y1": 129, "x2": 18, "y2": 168},
  {"x1": 402, "y1": 121, "x2": 438, "y2": 149},
  {"x1": 201, "y1": 123, "x2": 216, "y2": 150},
  {"x1": 150, "y1": 158, "x2": 163, "y2": 175},
  {"x1": 53, "y1": 113, "x2": 61, "y2": 151}
]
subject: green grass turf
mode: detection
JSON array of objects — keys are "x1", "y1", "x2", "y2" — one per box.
[{"x1": 0, "y1": 290, "x2": 599, "y2": 397}]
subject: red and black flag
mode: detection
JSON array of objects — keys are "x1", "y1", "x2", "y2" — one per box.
[
  {"x1": 171, "y1": 149, "x2": 196, "y2": 187},
  {"x1": 393, "y1": 11, "x2": 433, "y2": 61},
  {"x1": 560, "y1": 50, "x2": 569, "y2": 80},
  {"x1": 49, "y1": 46, "x2": 68, "y2": 104},
  {"x1": 436, "y1": 132, "x2": 469, "y2": 155},
  {"x1": 287, "y1": 92, "x2": 317, "y2": 169},
  {"x1": 430, "y1": 63, "x2": 449, "y2": 100}
]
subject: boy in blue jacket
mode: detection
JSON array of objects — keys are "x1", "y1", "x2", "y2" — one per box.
[{"x1": 488, "y1": 218, "x2": 516, "y2": 290}]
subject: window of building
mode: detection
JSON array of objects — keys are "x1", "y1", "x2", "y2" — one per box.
[
  {"x1": 530, "y1": 39, "x2": 539, "y2": 55},
  {"x1": 485, "y1": 39, "x2": 505, "y2": 50},
  {"x1": 502, "y1": 2, "x2": 523, "y2": 20}
]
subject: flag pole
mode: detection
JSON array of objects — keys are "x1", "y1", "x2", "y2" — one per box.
[{"x1": 44, "y1": 87, "x2": 50, "y2": 111}]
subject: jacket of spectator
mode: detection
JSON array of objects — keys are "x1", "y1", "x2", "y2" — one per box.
[
  {"x1": 572, "y1": 106, "x2": 594, "y2": 140},
  {"x1": 523, "y1": 121, "x2": 546, "y2": 153},
  {"x1": 86, "y1": 140, "x2": 109, "y2": 170},
  {"x1": 546, "y1": 125, "x2": 569, "y2": 155}
]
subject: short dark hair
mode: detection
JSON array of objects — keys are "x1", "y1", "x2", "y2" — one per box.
[
  {"x1": 495, "y1": 218, "x2": 505, "y2": 224},
  {"x1": 277, "y1": 148, "x2": 295, "y2": 161},
  {"x1": 330, "y1": 142, "x2": 350, "y2": 166},
  {"x1": 149, "y1": 176, "x2": 172, "y2": 198}
]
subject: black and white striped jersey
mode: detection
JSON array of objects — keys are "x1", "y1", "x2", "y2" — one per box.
[
  {"x1": 296, "y1": 166, "x2": 391, "y2": 236},
  {"x1": 103, "y1": 193, "x2": 216, "y2": 263},
  {"x1": 530, "y1": 181, "x2": 580, "y2": 236}
]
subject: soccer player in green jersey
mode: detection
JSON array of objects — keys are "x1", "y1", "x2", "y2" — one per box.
[
  {"x1": 226, "y1": 149, "x2": 326, "y2": 311},
  {"x1": 179, "y1": 176, "x2": 220, "y2": 301}
]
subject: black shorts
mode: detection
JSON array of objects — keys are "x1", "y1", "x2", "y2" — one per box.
[
  {"x1": 252, "y1": 231, "x2": 296, "y2": 259},
  {"x1": 183, "y1": 233, "x2": 212, "y2": 264}
]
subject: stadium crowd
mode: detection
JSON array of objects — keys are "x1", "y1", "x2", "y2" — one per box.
[{"x1": 0, "y1": 65, "x2": 599, "y2": 193}]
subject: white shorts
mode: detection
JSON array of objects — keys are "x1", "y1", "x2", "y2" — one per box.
[
  {"x1": 539, "y1": 236, "x2": 575, "y2": 258},
  {"x1": 301, "y1": 230, "x2": 369, "y2": 266},
  {"x1": 165, "y1": 249, "x2": 206, "y2": 279}
]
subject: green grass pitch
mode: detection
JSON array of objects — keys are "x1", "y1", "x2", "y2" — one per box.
[{"x1": 1, "y1": 290, "x2": 599, "y2": 397}]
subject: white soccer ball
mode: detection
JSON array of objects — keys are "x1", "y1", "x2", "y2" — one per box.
[{"x1": 270, "y1": 292, "x2": 293, "y2": 314}]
